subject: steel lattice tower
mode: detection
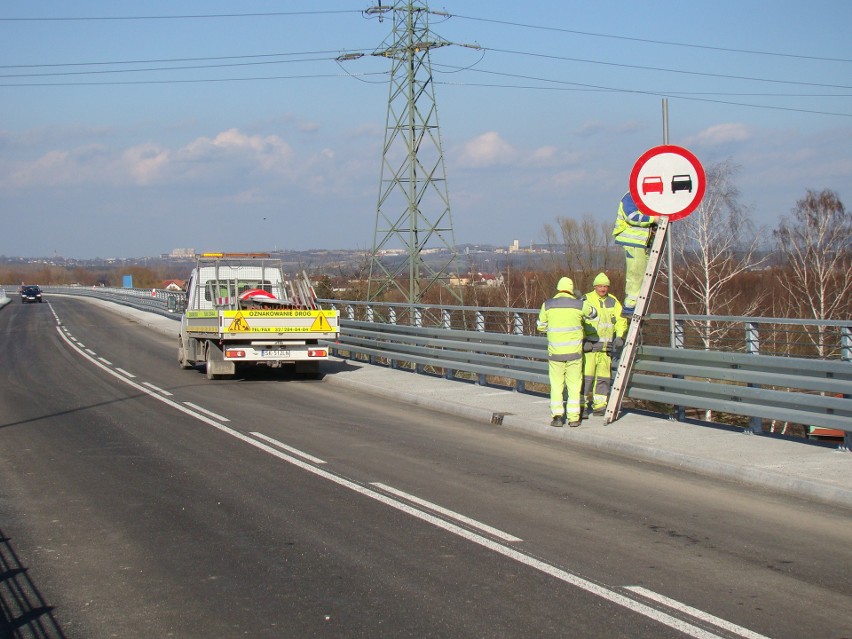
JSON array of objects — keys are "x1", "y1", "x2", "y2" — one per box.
[{"x1": 365, "y1": 1, "x2": 462, "y2": 304}]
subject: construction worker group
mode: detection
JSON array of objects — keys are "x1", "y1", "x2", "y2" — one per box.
[
  {"x1": 537, "y1": 273, "x2": 627, "y2": 427},
  {"x1": 537, "y1": 191, "x2": 652, "y2": 427}
]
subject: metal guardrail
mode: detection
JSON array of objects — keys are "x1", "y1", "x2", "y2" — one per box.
[
  {"x1": 15, "y1": 286, "x2": 850, "y2": 448},
  {"x1": 325, "y1": 300, "x2": 851, "y2": 449},
  {"x1": 631, "y1": 346, "x2": 851, "y2": 431},
  {"x1": 43, "y1": 286, "x2": 185, "y2": 320},
  {"x1": 331, "y1": 319, "x2": 549, "y2": 391}
]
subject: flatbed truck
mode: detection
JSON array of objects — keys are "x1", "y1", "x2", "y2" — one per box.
[{"x1": 178, "y1": 253, "x2": 339, "y2": 379}]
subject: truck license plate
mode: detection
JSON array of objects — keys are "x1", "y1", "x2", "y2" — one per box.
[{"x1": 261, "y1": 349, "x2": 290, "y2": 358}]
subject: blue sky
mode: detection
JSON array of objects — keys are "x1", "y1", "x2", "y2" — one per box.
[{"x1": 1, "y1": 1, "x2": 850, "y2": 258}]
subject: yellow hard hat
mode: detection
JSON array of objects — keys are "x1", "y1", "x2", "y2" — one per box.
[
  {"x1": 593, "y1": 272, "x2": 610, "y2": 286},
  {"x1": 557, "y1": 276, "x2": 573, "y2": 292}
]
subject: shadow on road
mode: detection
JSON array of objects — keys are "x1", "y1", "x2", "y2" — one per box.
[{"x1": 0, "y1": 528, "x2": 67, "y2": 639}]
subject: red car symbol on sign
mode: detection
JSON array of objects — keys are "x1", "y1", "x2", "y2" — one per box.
[{"x1": 642, "y1": 176, "x2": 664, "y2": 195}]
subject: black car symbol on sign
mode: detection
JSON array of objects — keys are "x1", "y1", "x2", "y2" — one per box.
[{"x1": 671, "y1": 174, "x2": 693, "y2": 193}]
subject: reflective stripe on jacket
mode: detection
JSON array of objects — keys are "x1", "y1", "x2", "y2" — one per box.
[
  {"x1": 537, "y1": 292, "x2": 598, "y2": 361},
  {"x1": 612, "y1": 192, "x2": 656, "y2": 247},
  {"x1": 582, "y1": 291, "x2": 627, "y2": 350}
]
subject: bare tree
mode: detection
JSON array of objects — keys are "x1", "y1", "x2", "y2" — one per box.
[
  {"x1": 542, "y1": 213, "x2": 617, "y2": 291},
  {"x1": 774, "y1": 189, "x2": 851, "y2": 357},
  {"x1": 668, "y1": 159, "x2": 767, "y2": 350}
]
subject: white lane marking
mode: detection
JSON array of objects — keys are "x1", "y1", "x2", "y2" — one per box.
[
  {"x1": 142, "y1": 382, "x2": 174, "y2": 397},
  {"x1": 98, "y1": 357, "x2": 113, "y2": 365},
  {"x1": 114, "y1": 368, "x2": 136, "y2": 378},
  {"x1": 625, "y1": 587, "x2": 772, "y2": 639},
  {"x1": 55, "y1": 324, "x2": 751, "y2": 639},
  {"x1": 85, "y1": 349, "x2": 97, "y2": 356},
  {"x1": 183, "y1": 402, "x2": 230, "y2": 422},
  {"x1": 250, "y1": 432, "x2": 326, "y2": 465},
  {"x1": 370, "y1": 482, "x2": 522, "y2": 543}
]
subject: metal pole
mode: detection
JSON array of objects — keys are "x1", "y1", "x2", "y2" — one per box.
[{"x1": 663, "y1": 99, "x2": 676, "y2": 349}]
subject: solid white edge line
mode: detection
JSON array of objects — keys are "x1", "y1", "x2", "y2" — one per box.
[
  {"x1": 625, "y1": 587, "x2": 772, "y2": 639},
  {"x1": 183, "y1": 402, "x2": 230, "y2": 422},
  {"x1": 55, "y1": 323, "x2": 740, "y2": 639},
  {"x1": 142, "y1": 381, "x2": 174, "y2": 397},
  {"x1": 250, "y1": 432, "x2": 327, "y2": 464},
  {"x1": 370, "y1": 482, "x2": 522, "y2": 543}
]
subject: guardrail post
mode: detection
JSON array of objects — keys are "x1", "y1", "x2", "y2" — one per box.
[
  {"x1": 366, "y1": 305, "x2": 373, "y2": 323},
  {"x1": 745, "y1": 322, "x2": 763, "y2": 435},
  {"x1": 475, "y1": 311, "x2": 484, "y2": 332},
  {"x1": 441, "y1": 308, "x2": 456, "y2": 380},
  {"x1": 671, "y1": 319, "x2": 685, "y2": 422},
  {"x1": 514, "y1": 311, "x2": 527, "y2": 392},
  {"x1": 346, "y1": 304, "x2": 354, "y2": 321},
  {"x1": 414, "y1": 307, "x2": 422, "y2": 328},
  {"x1": 389, "y1": 307, "x2": 396, "y2": 325}
]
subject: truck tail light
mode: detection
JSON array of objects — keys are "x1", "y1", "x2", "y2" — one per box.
[
  {"x1": 225, "y1": 350, "x2": 246, "y2": 358},
  {"x1": 308, "y1": 349, "x2": 327, "y2": 358}
]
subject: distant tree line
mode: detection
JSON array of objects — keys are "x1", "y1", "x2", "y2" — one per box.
[{"x1": 0, "y1": 263, "x2": 187, "y2": 289}]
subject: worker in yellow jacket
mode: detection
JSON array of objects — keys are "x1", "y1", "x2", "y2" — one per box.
[
  {"x1": 582, "y1": 273, "x2": 628, "y2": 416},
  {"x1": 537, "y1": 277, "x2": 598, "y2": 427},
  {"x1": 612, "y1": 192, "x2": 657, "y2": 314}
]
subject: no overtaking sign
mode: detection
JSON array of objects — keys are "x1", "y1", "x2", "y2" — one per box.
[{"x1": 629, "y1": 145, "x2": 705, "y2": 221}]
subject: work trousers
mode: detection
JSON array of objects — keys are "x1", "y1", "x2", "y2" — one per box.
[
  {"x1": 548, "y1": 358, "x2": 583, "y2": 421},
  {"x1": 583, "y1": 350, "x2": 612, "y2": 411},
  {"x1": 623, "y1": 245, "x2": 649, "y2": 310}
]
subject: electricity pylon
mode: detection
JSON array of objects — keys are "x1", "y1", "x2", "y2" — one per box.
[{"x1": 363, "y1": 1, "x2": 463, "y2": 305}]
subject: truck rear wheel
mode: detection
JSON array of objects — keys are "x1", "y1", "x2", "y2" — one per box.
[
  {"x1": 206, "y1": 349, "x2": 219, "y2": 380},
  {"x1": 178, "y1": 339, "x2": 193, "y2": 370}
]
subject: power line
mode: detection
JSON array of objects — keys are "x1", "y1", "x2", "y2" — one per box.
[
  {"x1": 0, "y1": 71, "x2": 388, "y2": 88},
  {"x1": 433, "y1": 66, "x2": 852, "y2": 118},
  {"x1": 447, "y1": 12, "x2": 852, "y2": 64},
  {"x1": 0, "y1": 56, "x2": 339, "y2": 79},
  {"x1": 0, "y1": 50, "x2": 360, "y2": 70},
  {"x1": 481, "y1": 47, "x2": 852, "y2": 91},
  {"x1": 0, "y1": 10, "x2": 361, "y2": 22}
]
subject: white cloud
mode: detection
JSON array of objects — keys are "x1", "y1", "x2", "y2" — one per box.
[
  {"x1": 2, "y1": 127, "x2": 305, "y2": 189},
  {"x1": 457, "y1": 131, "x2": 517, "y2": 168},
  {"x1": 686, "y1": 123, "x2": 752, "y2": 147},
  {"x1": 455, "y1": 132, "x2": 574, "y2": 170},
  {"x1": 122, "y1": 143, "x2": 170, "y2": 185}
]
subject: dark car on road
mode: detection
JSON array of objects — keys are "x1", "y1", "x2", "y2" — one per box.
[{"x1": 21, "y1": 285, "x2": 43, "y2": 303}]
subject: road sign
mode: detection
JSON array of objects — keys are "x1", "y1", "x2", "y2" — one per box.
[{"x1": 629, "y1": 145, "x2": 705, "y2": 221}]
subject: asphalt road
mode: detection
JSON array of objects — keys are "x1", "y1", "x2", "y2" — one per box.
[{"x1": 0, "y1": 297, "x2": 850, "y2": 638}]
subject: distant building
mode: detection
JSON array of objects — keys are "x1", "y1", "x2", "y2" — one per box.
[{"x1": 161, "y1": 279, "x2": 186, "y2": 291}]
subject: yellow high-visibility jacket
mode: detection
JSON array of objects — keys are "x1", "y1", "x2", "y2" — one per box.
[
  {"x1": 582, "y1": 291, "x2": 628, "y2": 351},
  {"x1": 613, "y1": 192, "x2": 656, "y2": 248},
  {"x1": 537, "y1": 293, "x2": 598, "y2": 361}
]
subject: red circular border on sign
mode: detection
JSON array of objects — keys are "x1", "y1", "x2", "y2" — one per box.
[{"x1": 629, "y1": 144, "x2": 706, "y2": 221}]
